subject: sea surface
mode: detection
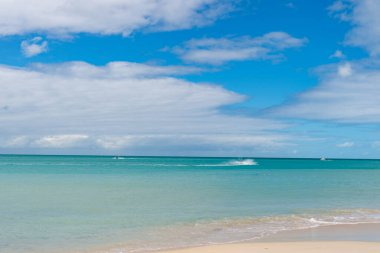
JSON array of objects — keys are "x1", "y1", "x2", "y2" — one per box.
[{"x1": 1, "y1": 155, "x2": 380, "y2": 253}]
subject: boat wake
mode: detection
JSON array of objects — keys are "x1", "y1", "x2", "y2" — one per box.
[{"x1": 225, "y1": 159, "x2": 258, "y2": 166}]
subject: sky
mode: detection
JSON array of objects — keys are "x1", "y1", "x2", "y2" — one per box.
[{"x1": 0, "y1": 0, "x2": 380, "y2": 158}]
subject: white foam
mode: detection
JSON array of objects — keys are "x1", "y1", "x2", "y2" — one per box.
[
  {"x1": 124, "y1": 159, "x2": 259, "y2": 167},
  {"x1": 225, "y1": 159, "x2": 258, "y2": 166}
]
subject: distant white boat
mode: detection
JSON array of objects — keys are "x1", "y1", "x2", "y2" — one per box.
[{"x1": 320, "y1": 157, "x2": 326, "y2": 161}]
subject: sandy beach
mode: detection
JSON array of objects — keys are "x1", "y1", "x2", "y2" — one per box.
[
  {"x1": 85, "y1": 223, "x2": 380, "y2": 253},
  {"x1": 156, "y1": 223, "x2": 380, "y2": 253},
  {"x1": 159, "y1": 241, "x2": 380, "y2": 253}
]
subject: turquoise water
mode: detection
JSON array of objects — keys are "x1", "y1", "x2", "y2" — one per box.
[{"x1": 1, "y1": 155, "x2": 380, "y2": 252}]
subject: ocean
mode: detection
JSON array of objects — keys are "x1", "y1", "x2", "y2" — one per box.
[{"x1": 1, "y1": 155, "x2": 380, "y2": 252}]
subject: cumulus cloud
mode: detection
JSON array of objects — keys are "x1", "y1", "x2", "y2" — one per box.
[
  {"x1": 329, "y1": 0, "x2": 380, "y2": 56},
  {"x1": 172, "y1": 32, "x2": 307, "y2": 65},
  {"x1": 0, "y1": 61, "x2": 290, "y2": 153},
  {"x1": 0, "y1": 0, "x2": 235, "y2": 37},
  {"x1": 21, "y1": 37, "x2": 48, "y2": 57}
]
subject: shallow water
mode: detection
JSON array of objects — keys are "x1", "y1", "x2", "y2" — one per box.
[{"x1": 1, "y1": 155, "x2": 380, "y2": 252}]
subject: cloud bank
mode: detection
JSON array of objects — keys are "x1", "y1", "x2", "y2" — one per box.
[{"x1": 0, "y1": 61, "x2": 290, "y2": 153}]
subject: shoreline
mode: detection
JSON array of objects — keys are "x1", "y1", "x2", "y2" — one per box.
[
  {"x1": 259, "y1": 222, "x2": 380, "y2": 242},
  {"x1": 158, "y1": 241, "x2": 380, "y2": 253},
  {"x1": 87, "y1": 223, "x2": 380, "y2": 253},
  {"x1": 155, "y1": 223, "x2": 380, "y2": 253}
]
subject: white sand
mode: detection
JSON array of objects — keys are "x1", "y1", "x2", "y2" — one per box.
[{"x1": 159, "y1": 241, "x2": 380, "y2": 253}]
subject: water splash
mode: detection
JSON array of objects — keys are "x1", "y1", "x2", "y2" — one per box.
[{"x1": 225, "y1": 159, "x2": 258, "y2": 166}]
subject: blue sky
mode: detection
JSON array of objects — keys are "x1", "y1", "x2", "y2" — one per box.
[{"x1": 0, "y1": 0, "x2": 380, "y2": 158}]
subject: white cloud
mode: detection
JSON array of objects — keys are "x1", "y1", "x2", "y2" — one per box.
[
  {"x1": 173, "y1": 32, "x2": 307, "y2": 65},
  {"x1": 330, "y1": 50, "x2": 345, "y2": 59},
  {"x1": 0, "y1": 0, "x2": 235, "y2": 37},
  {"x1": 21, "y1": 37, "x2": 48, "y2": 57},
  {"x1": 329, "y1": 0, "x2": 380, "y2": 56},
  {"x1": 336, "y1": 141, "x2": 354, "y2": 148},
  {"x1": 337, "y1": 62, "x2": 352, "y2": 77},
  {"x1": 273, "y1": 61, "x2": 380, "y2": 123},
  {"x1": 328, "y1": 0, "x2": 352, "y2": 20},
  {"x1": 95, "y1": 134, "x2": 290, "y2": 150},
  {"x1": 1, "y1": 133, "x2": 293, "y2": 155},
  {"x1": 0, "y1": 61, "x2": 290, "y2": 153},
  {"x1": 272, "y1": 1, "x2": 380, "y2": 124},
  {"x1": 1, "y1": 135, "x2": 90, "y2": 149},
  {"x1": 34, "y1": 135, "x2": 89, "y2": 148}
]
